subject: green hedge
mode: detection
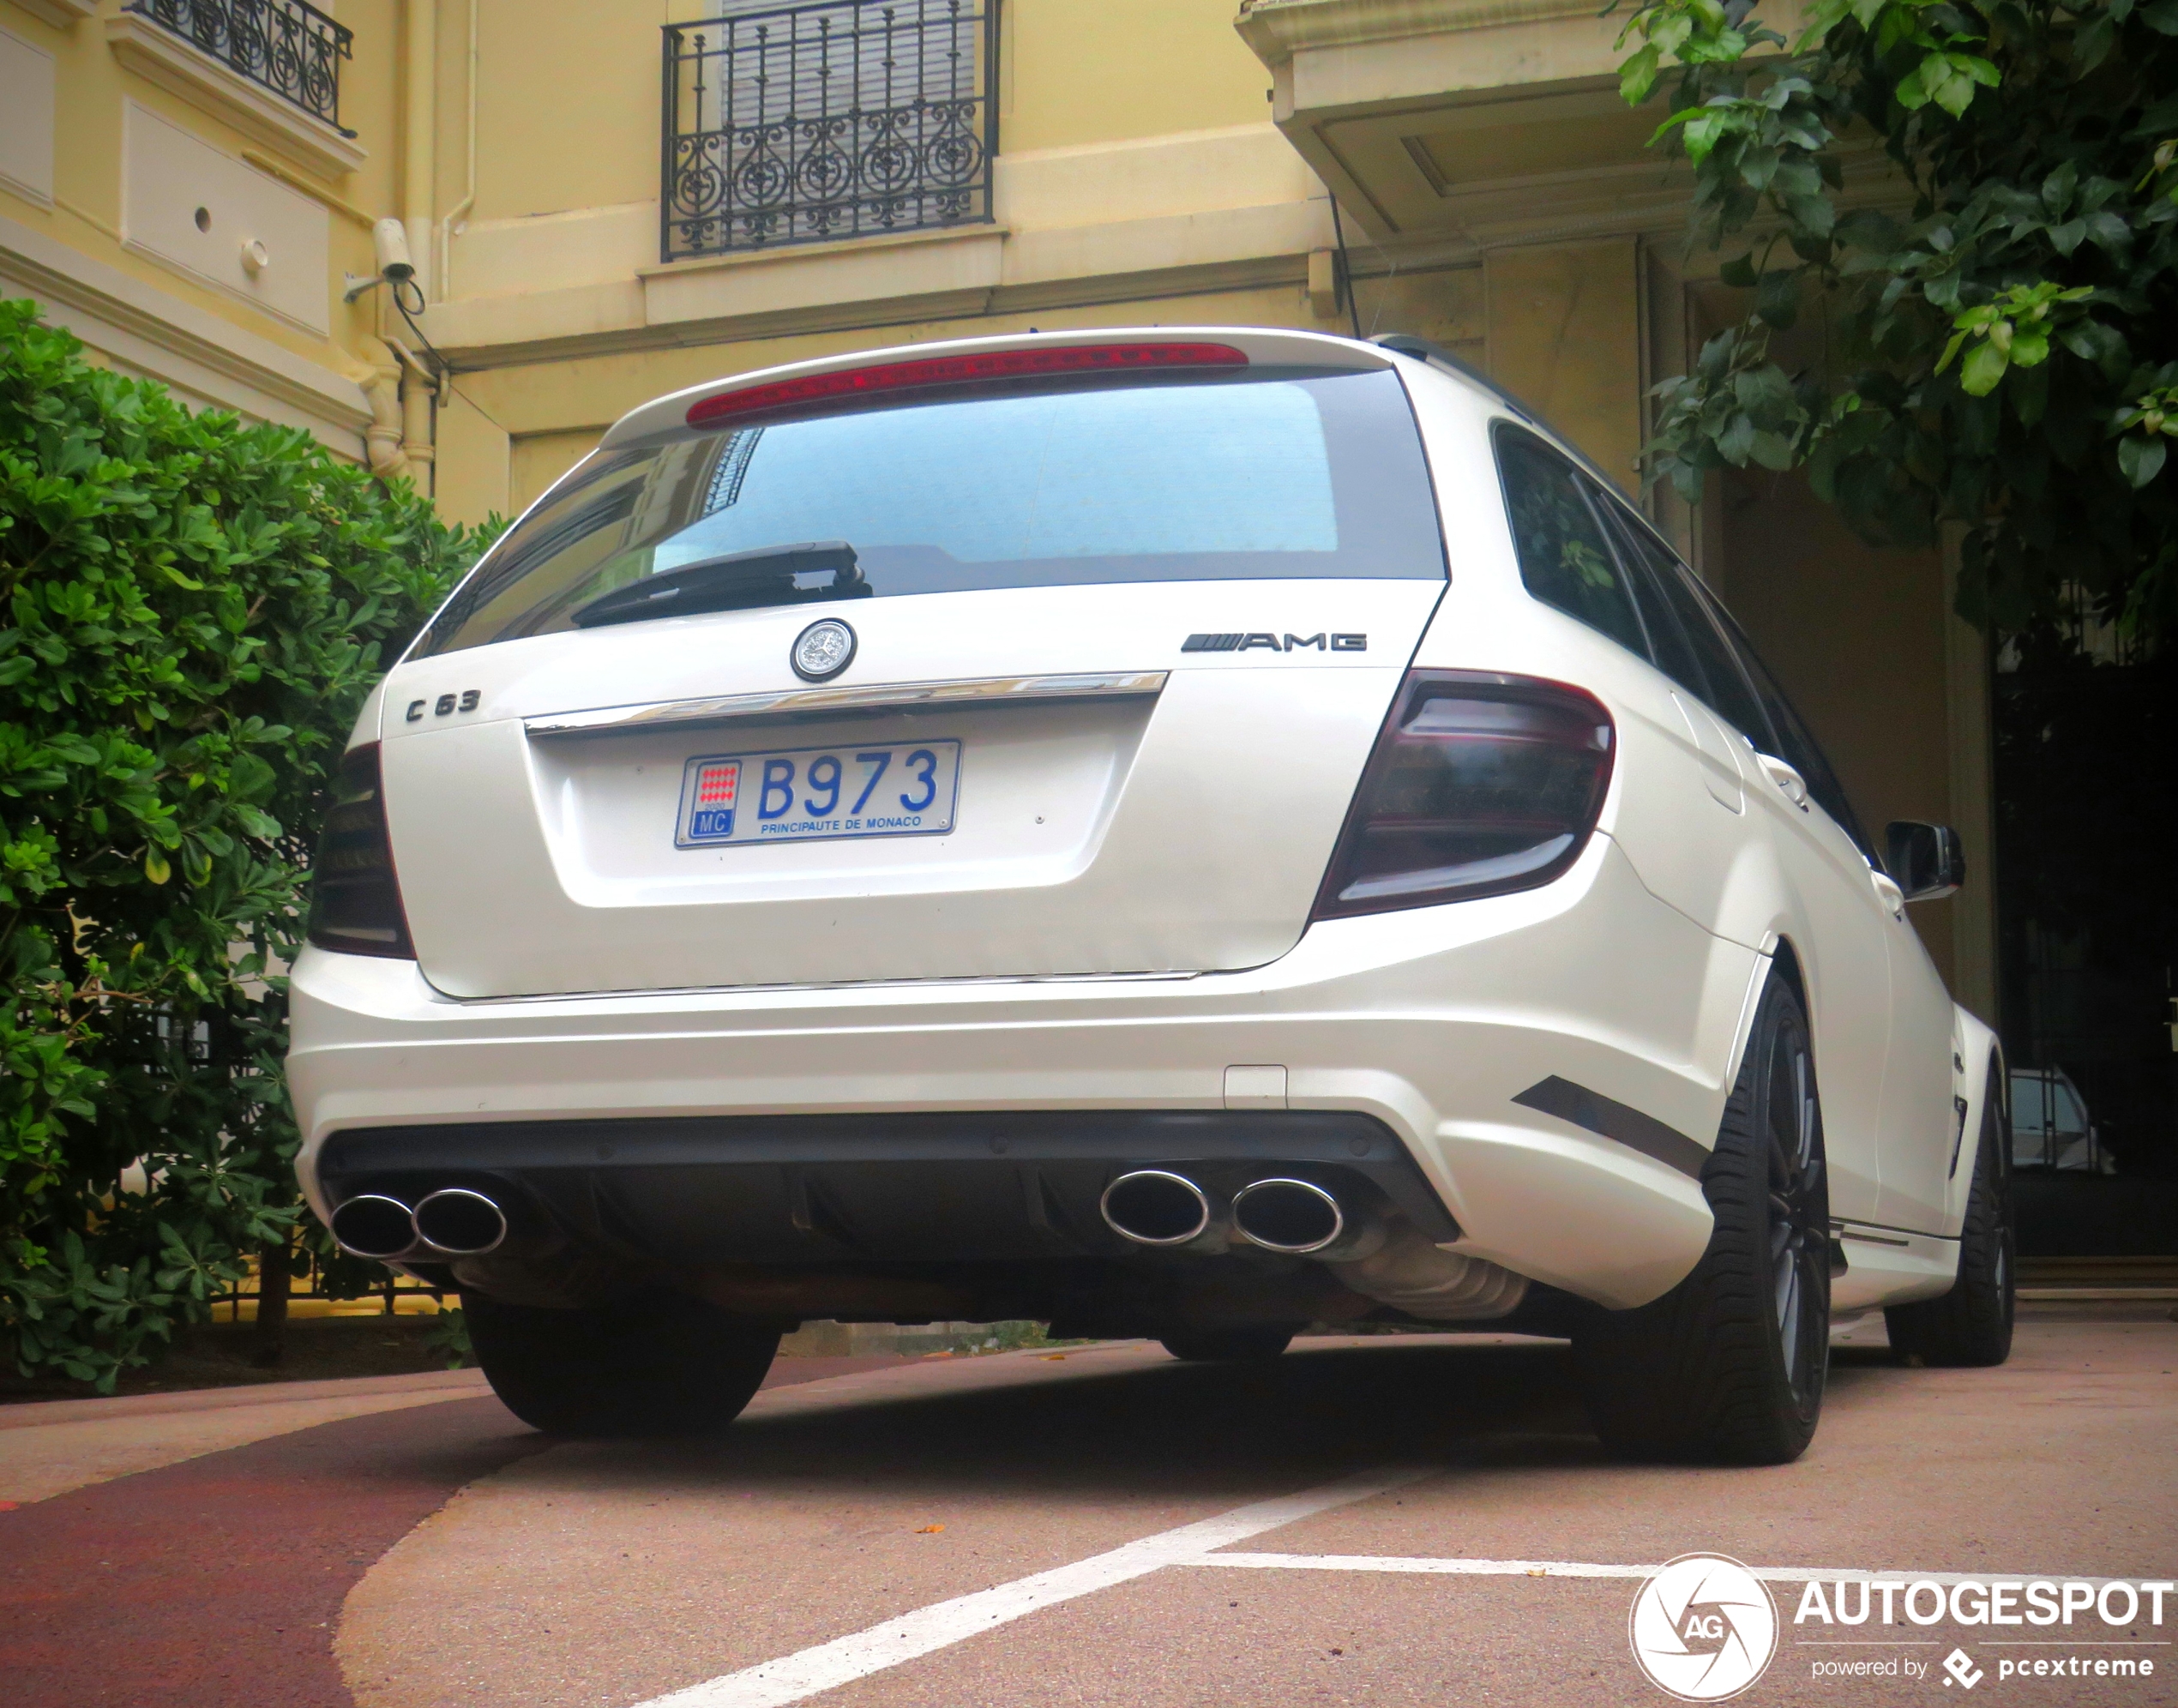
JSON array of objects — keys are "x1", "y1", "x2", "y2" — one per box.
[{"x1": 0, "y1": 298, "x2": 497, "y2": 1388}]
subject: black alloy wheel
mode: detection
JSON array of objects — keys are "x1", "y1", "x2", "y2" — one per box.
[
  {"x1": 1767, "y1": 1002, "x2": 1831, "y2": 1417},
  {"x1": 1573, "y1": 972, "x2": 1832, "y2": 1464}
]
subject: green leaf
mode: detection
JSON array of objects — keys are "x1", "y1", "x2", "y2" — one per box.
[
  {"x1": 2118, "y1": 433, "x2": 2168, "y2": 484},
  {"x1": 142, "y1": 846, "x2": 170, "y2": 885},
  {"x1": 1719, "y1": 252, "x2": 1760, "y2": 289},
  {"x1": 2142, "y1": 0, "x2": 2178, "y2": 33},
  {"x1": 159, "y1": 566, "x2": 205, "y2": 592},
  {"x1": 1785, "y1": 193, "x2": 1835, "y2": 238},
  {"x1": 2084, "y1": 210, "x2": 2133, "y2": 252},
  {"x1": 2041, "y1": 161, "x2": 2079, "y2": 217},
  {"x1": 1679, "y1": 111, "x2": 1732, "y2": 165},
  {"x1": 1717, "y1": 412, "x2": 1757, "y2": 466},
  {"x1": 1756, "y1": 269, "x2": 1801, "y2": 330},
  {"x1": 1621, "y1": 43, "x2": 1663, "y2": 105},
  {"x1": 2056, "y1": 318, "x2": 2126, "y2": 370},
  {"x1": 1961, "y1": 340, "x2": 2011, "y2": 394},
  {"x1": 1749, "y1": 429, "x2": 1797, "y2": 469}
]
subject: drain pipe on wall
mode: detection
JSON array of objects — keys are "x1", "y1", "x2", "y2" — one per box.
[
  {"x1": 436, "y1": 0, "x2": 478, "y2": 302},
  {"x1": 388, "y1": 338, "x2": 437, "y2": 491},
  {"x1": 404, "y1": 0, "x2": 437, "y2": 302},
  {"x1": 358, "y1": 340, "x2": 408, "y2": 479}
]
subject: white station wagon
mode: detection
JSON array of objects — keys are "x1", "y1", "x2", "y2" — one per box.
[{"x1": 292, "y1": 328, "x2": 2013, "y2": 1463}]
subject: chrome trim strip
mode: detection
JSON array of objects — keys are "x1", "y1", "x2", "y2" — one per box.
[{"x1": 523, "y1": 671, "x2": 1169, "y2": 738}]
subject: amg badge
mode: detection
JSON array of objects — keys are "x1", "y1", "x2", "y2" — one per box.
[{"x1": 1182, "y1": 632, "x2": 1366, "y2": 653}]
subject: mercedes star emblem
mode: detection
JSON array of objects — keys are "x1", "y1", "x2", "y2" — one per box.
[{"x1": 791, "y1": 617, "x2": 857, "y2": 682}]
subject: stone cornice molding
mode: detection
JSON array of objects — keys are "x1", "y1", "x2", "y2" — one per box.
[
  {"x1": 8, "y1": 0, "x2": 99, "y2": 29},
  {"x1": 1236, "y1": 0, "x2": 1600, "y2": 66}
]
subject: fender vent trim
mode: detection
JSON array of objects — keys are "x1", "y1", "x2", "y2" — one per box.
[{"x1": 1512, "y1": 1075, "x2": 1709, "y2": 1179}]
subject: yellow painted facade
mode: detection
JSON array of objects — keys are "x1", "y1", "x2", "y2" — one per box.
[{"x1": 3, "y1": 0, "x2": 1992, "y2": 1011}]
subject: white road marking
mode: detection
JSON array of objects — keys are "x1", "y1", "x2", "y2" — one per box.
[
  {"x1": 1194, "y1": 1555, "x2": 2149, "y2": 1590},
  {"x1": 629, "y1": 1464, "x2": 1436, "y2": 1708},
  {"x1": 629, "y1": 1472, "x2": 2155, "y2": 1708}
]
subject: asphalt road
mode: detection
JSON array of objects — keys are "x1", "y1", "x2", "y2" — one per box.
[{"x1": 3, "y1": 1307, "x2": 2174, "y2": 1707}]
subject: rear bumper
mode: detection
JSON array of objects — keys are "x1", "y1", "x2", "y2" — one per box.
[
  {"x1": 289, "y1": 833, "x2": 1750, "y2": 1308},
  {"x1": 318, "y1": 1108, "x2": 1456, "y2": 1266}
]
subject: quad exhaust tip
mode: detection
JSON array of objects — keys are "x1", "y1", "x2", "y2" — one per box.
[
  {"x1": 328, "y1": 1194, "x2": 420, "y2": 1261},
  {"x1": 412, "y1": 1188, "x2": 508, "y2": 1255},
  {"x1": 1230, "y1": 1177, "x2": 1345, "y2": 1254},
  {"x1": 1099, "y1": 1170, "x2": 1212, "y2": 1247},
  {"x1": 329, "y1": 1188, "x2": 509, "y2": 1260}
]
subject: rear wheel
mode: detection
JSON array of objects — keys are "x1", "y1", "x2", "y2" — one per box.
[
  {"x1": 466, "y1": 1287, "x2": 779, "y2": 1437},
  {"x1": 1158, "y1": 1326, "x2": 1297, "y2": 1362},
  {"x1": 1885, "y1": 1067, "x2": 2014, "y2": 1366},
  {"x1": 1573, "y1": 973, "x2": 1831, "y2": 1464}
]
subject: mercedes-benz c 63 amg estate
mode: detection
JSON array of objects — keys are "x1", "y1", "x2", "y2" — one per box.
[{"x1": 292, "y1": 328, "x2": 2014, "y2": 1463}]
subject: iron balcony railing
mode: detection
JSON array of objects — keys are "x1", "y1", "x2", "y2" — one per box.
[
  {"x1": 123, "y1": 0, "x2": 353, "y2": 133},
  {"x1": 663, "y1": 0, "x2": 999, "y2": 262}
]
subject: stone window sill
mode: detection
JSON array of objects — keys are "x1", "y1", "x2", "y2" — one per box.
[{"x1": 104, "y1": 10, "x2": 366, "y2": 179}]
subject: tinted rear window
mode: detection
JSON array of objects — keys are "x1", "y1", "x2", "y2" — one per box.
[{"x1": 416, "y1": 369, "x2": 1445, "y2": 657}]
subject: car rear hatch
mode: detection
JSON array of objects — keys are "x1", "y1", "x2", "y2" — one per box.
[{"x1": 376, "y1": 334, "x2": 1449, "y2": 998}]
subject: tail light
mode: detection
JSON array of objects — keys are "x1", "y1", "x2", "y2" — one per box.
[
  {"x1": 306, "y1": 743, "x2": 415, "y2": 958},
  {"x1": 1311, "y1": 672, "x2": 1615, "y2": 920}
]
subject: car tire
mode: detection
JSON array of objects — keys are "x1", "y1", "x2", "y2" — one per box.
[
  {"x1": 1158, "y1": 1326, "x2": 1297, "y2": 1362},
  {"x1": 465, "y1": 1287, "x2": 780, "y2": 1437},
  {"x1": 1884, "y1": 1067, "x2": 2014, "y2": 1367},
  {"x1": 1573, "y1": 973, "x2": 1832, "y2": 1465}
]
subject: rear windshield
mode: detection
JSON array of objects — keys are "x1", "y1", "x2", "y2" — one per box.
[{"x1": 413, "y1": 368, "x2": 1445, "y2": 657}]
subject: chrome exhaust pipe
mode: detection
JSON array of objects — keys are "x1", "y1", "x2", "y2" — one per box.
[
  {"x1": 411, "y1": 1187, "x2": 508, "y2": 1256},
  {"x1": 1100, "y1": 1170, "x2": 1213, "y2": 1247},
  {"x1": 1231, "y1": 1178, "x2": 1347, "y2": 1255},
  {"x1": 329, "y1": 1193, "x2": 420, "y2": 1260}
]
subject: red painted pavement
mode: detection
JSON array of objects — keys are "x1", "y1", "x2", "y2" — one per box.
[{"x1": 0, "y1": 1352, "x2": 918, "y2": 1708}]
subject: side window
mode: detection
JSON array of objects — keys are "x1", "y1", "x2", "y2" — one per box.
[
  {"x1": 1594, "y1": 502, "x2": 1719, "y2": 708},
  {"x1": 1494, "y1": 426, "x2": 1649, "y2": 659},
  {"x1": 1703, "y1": 592, "x2": 1880, "y2": 861},
  {"x1": 1604, "y1": 511, "x2": 1775, "y2": 749}
]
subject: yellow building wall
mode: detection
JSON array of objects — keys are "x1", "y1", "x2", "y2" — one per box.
[
  {"x1": 1719, "y1": 469, "x2": 1962, "y2": 990},
  {"x1": 469, "y1": 0, "x2": 659, "y2": 224},
  {"x1": 2, "y1": 0, "x2": 394, "y2": 390},
  {"x1": 447, "y1": 262, "x2": 1486, "y2": 524},
  {"x1": 1483, "y1": 238, "x2": 1642, "y2": 496},
  {"x1": 1003, "y1": 0, "x2": 1273, "y2": 153}
]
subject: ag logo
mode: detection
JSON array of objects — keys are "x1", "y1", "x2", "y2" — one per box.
[{"x1": 1628, "y1": 1553, "x2": 1778, "y2": 1701}]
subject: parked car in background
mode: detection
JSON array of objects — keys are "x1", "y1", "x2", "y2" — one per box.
[
  {"x1": 289, "y1": 328, "x2": 2013, "y2": 1465},
  {"x1": 2010, "y1": 1067, "x2": 2112, "y2": 1173}
]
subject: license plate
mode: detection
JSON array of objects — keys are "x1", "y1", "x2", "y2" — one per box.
[{"x1": 675, "y1": 739, "x2": 962, "y2": 848}]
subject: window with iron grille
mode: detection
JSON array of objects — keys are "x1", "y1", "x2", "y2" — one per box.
[
  {"x1": 123, "y1": 0, "x2": 354, "y2": 133},
  {"x1": 662, "y1": 0, "x2": 999, "y2": 262}
]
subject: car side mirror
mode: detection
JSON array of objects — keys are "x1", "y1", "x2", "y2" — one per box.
[{"x1": 1885, "y1": 821, "x2": 1965, "y2": 901}]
